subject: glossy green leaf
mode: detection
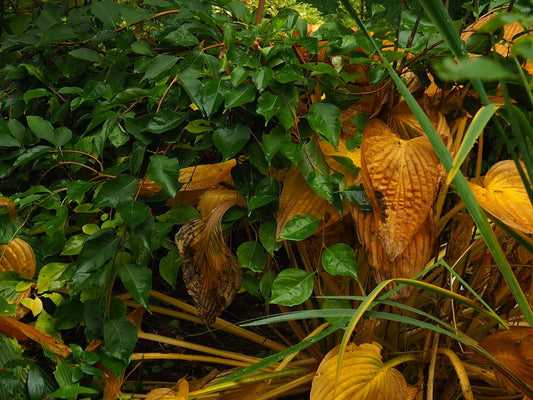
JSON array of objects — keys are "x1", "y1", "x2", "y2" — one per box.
[
  {"x1": 103, "y1": 317, "x2": 138, "y2": 362},
  {"x1": 257, "y1": 92, "x2": 295, "y2": 129},
  {"x1": 259, "y1": 221, "x2": 282, "y2": 256},
  {"x1": 263, "y1": 126, "x2": 291, "y2": 163},
  {"x1": 131, "y1": 40, "x2": 154, "y2": 55},
  {"x1": 118, "y1": 263, "x2": 152, "y2": 310},
  {"x1": 159, "y1": 247, "x2": 181, "y2": 289},
  {"x1": 322, "y1": 243, "x2": 358, "y2": 281},
  {"x1": 306, "y1": 103, "x2": 341, "y2": 148},
  {"x1": 36, "y1": 262, "x2": 69, "y2": 292},
  {"x1": 116, "y1": 201, "x2": 150, "y2": 230},
  {"x1": 213, "y1": 123, "x2": 251, "y2": 161},
  {"x1": 141, "y1": 55, "x2": 177, "y2": 82},
  {"x1": 434, "y1": 57, "x2": 514, "y2": 82},
  {"x1": 146, "y1": 155, "x2": 180, "y2": 198},
  {"x1": 270, "y1": 269, "x2": 314, "y2": 306},
  {"x1": 94, "y1": 175, "x2": 138, "y2": 208},
  {"x1": 23, "y1": 88, "x2": 50, "y2": 102},
  {"x1": 252, "y1": 67, "x2": 274, "y2": 92},
  {"x1": 279, "y1": 214, "x2": 320, "y2": 241},
  {"x1": 74, "y1": 228, "x2": 120, "y2": 279},
  {"x1": 13, "y1": 145, "x2": 53, "y2": 167},
  {"x1": 68, "y1": 48, "x2": 101, "y2": 62},
  {"x1": 50, "y1": 386, "x2": 98, "y2": 399},
  {"x1": 237, "y1": 241, "x2": 267, "y2": 273},
  {"x1": 275, "y1": 64, "x2": 305, "y2": 83},
  {"x1": 224, "y1": 84, "x2": 256, "y2": 109}
]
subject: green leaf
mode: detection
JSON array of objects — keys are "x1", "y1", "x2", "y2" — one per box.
[
  {"x1": 13, "y1": 145, "x2": 53, "y2": 167},
  {"x1": 144, "y1": 110, "x2": 187, "y2": 134},
  {"x1": 36, "y1": 262, "x2": 69, "y2": 292},
  {"x1": 26, "y1": 116, "x2": 54, "y2": 143},
  {"x1": 231, "y1": 66, "x2": 249, "y2": 87},
  {"x1": 94, "y1": 175, "x2": 138, "y2": 208},
  {"x1": 159, "y1": 247, "x2": 181, "y2": 289},
  {"x1": 60, "y1": 235, "x2": 87, "y2": 256},
  {"x1": 49, "y1": 386, "x2": 98, "y2": 398},
  {"x1": 252, "y1": 67, "x2": 274, "y2": 92},
  {"x1": 23, "y1": 88, "x2": 50, "y2": 102},
  {"x1": 279, "y1": 214, "x2": 320, "y2": 241},
  {"x1": 68, "y1": 48, "x2": 101, "y2": 62},
  {"x1": 275, "y1": 64, "x2": 305, "y2": 83},
  {"x1": 322, "y1": 243, "x2": 358, "y2": 281},
  {"x1": 66, "y1": 180, "x2": 93, "y2": 201},
  {"x1": 224, "y1": 84, "x2": 256, "y2": 109},
  {"x1": 103, "y1": 317, "x2": 138, "y2": 362},
  {"x1": 263, "y1": 127, "x2": 291, "y2": 163},
  {"x1": 116, "y1": 201, "x2": 150, "y2": 230},
  {"x1": 259, "y1": 221, "x2": 282, "y2": 256},
  {"x1": 344, "y1": 185, "x2": 372, "y2": 211},
  {"x1": 306, "y1": 103, "x2": 341, "y2": 148},
  {"x1": 131, "y1": 41, "x2": 154, "y2": 55},
  {"x1": 142, "y1": 55, "x2": 177, "y2": 82},
  {"x1": 257, "y1": 92, "x2": 295, "y2": 129},
  {"x1": 237, "y1": 241, "x2": 267, "y2": 273},
  {"x1": 434, "y1": 57, "x2": 514, "y2": 82},
  {"x1": 146, "y1": 155, "x2": 180, "y2": 198},
  {"x1": 270, "y1": 269, "x2": 314, "y2": 306},
  {"x1": 118, "y1": 264, "x2": 152, "y2": 310},
  {"x1": 213, "y1": 124, "x2": 251, "y2": 161}
]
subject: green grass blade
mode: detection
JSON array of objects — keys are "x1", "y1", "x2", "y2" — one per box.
[
  {"x1": 337, "y1": 0, "x2": 533, "y2": 325},
  {"x1": 445, "y1": 104, "x2": 500, "y2": 185}
]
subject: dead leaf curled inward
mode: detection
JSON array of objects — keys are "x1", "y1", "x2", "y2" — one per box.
[
  {"x1": 197, "y1": 189, "x2": 245, "y2": 218},
  {"x1": 146, "y1": 378, "x2": 189, "y2": 400},
  {"x1": 0, "y1": 237, "x2": 36, "y2": 279},
  {"x1": 469, "y1": 160, "x2": 533, "y2": 234},
  {"x1": 353, "y1": 207, "x2": 436, "y2": 300},
  {"x1": 361, "y1": 119, "x2": 440, "y2": 260},
  {"x1": 276, "y1": 168, "x2": 340, "y2": 239},
  {"x1": 310, "y1": 342, "x2": 408, "y2": 400},
  {"x1": 175, "y1": 201, "x2": 241, "y2": 325},
  {"x1": 471, "y1": 327, "x2": 533, "y2": 395}
]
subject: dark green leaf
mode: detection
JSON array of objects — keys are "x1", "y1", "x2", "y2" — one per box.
[
  {"x1": 144, "y1": 110, "x2": 187, "y2": 134},
  {"x1": 142, "y1": 55, "x2": 177, "y2": 82},
  {"x1": 118, "y1": 264, "x2": 152, "y2": 311},
  {"x1": 146, "y1": 155, "x2": 180, "y2": 198},
  {"x1": 275, "y1": 64, "x2": 305, "y2": 83},
  {"x1": 263, "y1": 127, "x2": 291, "y2": 163},
  {"x1": 68, "y1": 48, "x2": 101, "y2": 62},
  {"x1": 259, "y1": 221, "x2": 282, "y2": 256},
  {"x1": 66, "y1": 180, "x2": 93, "y2": 201},
  {"x1": 213, "y1": 124, "x2": 251, "y2": 160},
  {"x1": 159, "y1": 247, "x2": 181, "y2": 289},
  {"x1": 306, "y1": 103, "x2": 341, "y2": 148},
  {"x1": 270, "y1": 269, "x2": 314, "y2": 306},
  {"x1": 103, "y1": 317, "x2": 138, "y2": 362},
  {"x1": 434, "y1": 57, "x2": 514, "y2": 82},
  {"x1": 252, "y1": 67, "x2": 274, "y2": 92},
  {"x1": 94, "y1": 175, "x2": 138, "y2": 208},
  {"x1": 76, "y1": 229, "x2": 120, "y2": 274},
  {"x1": 231, "y1": 66, "x2": 249, "y2": 87},
  {"x1": 50, "y1": 386, "x2": 98, "y2": 398},
  {"x1": 279, "y1": 214, "x2": 320, "y2": 241},
  {"x1": 116, "y1": 201, "x2": 150, "y2": 230},
  {"x1": 237, "y1": 241, "x2": 266, "y2": 273},
  {"x1": 131, "y1": 41, "x2": 154, "y2": 55},
  {"x1": 23, "y1": 88, "x2": 51, "y2": 102},
  {"x1": 224, "y1": 84, "x2": 256, "y2": 109},
  {"x1": 322, "y1": 243, "x2": 358, "y2": 280}
]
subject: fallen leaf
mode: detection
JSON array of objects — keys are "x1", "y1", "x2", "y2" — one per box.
[
  {"x1": 310, "y1": 342, "x2": 408, "y2": 400},
  {"x1": 471, "y1": 327, "x2": 533, "y2": 395},
  {"x1": 353, "y1": 207, "x2": 436, "y2": 299},
  {"x1": 469, "y1": 160, "x2": 533, "y2": 234},
  {"x1": 175, "y1": 201, "x2": 241, "y2": 325},
  {"x1": 0, "y1": 238, "x2": 36, "y2": 279},
  {"x1": 0, "y1": 316, "x2": 71, "y2": 358},
  {"x1": 276, "y1": 167, "x2": 340, "y2": 239},
  {"x1": 361, "y1": 119, "x2": 440, "y2": 260}
]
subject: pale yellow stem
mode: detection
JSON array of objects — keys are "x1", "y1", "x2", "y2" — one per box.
[
  {"x1": 131, "y1": 352, "x2": 252, "y2": 368},
  {"x1": 437, "y1": 348, "x2": 475, "y2": 400},
  {"x1": 254, "y1": 372, "x2": 315, "y2": 400}
]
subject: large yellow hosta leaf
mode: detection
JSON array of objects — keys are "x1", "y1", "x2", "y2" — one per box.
[
  {"x1": 0, "y1": 238, "x2": 36, "y2": 279},
  {"x1": 469, "y1": 160, "x2": 533, "y2": 234},
  {"x1": 361, "y1": 119, "x2": 440, "y2": 260},
  {"x1": 353, "y1": 207, "x2": 436, "y2": 299},
  {"x1": 310, "y1": 342, "x2": 408, "y2": 400}
]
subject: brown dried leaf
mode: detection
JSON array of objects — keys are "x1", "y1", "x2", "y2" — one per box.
[
  {"x1": 469, "y1": 160, "x2": 533, "y2": 234},
  {"x1": 0, "y1": 238, "x2": 36, "y2": 279},
  {"x1": 472, "y1": 327, "x2": 533, "y2": 395},
  {"x1": 353, "y1": 207, "x2": 436, "y2": 299},
  {"x1": 175, "y1": 201, "x2": 241, "y2": 325},
  {"x1": 361, "y1": 119, "x2": 440, "y2": 260},
  {"x1": 0, "y1": 197, "x2": 16, "y2": 218},
  {"x1": 146, "y1": 378, "x2": 188, "y2": 400},
  {"x1": 276, "y1": 168, "x2": 340, "y2": 238},
  {"x1": 179, "y1": 159, "x2": 236, "y2": 191},
  {"x1": 0, "y1": 316, "x2": 72, "y2": 358},
  {"x1": 197, "y1": 189, "x2": 245, "y2": 218},
  {"x1": 310, "y1": 342, "x2": 408, "y2": 400}
]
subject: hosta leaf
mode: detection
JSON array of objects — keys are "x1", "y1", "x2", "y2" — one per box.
[
  {"x1": 270, "y1": 268, "x2": 314, "y2": 306},
  {"x1": 361, "y1": 119, "x2": 440, "y2": 260},
  {"x1": 310, "y1": 342, "x2": 408, "y2": 400},
  {"x1": 469, "y1": 160, "x2": 533, "y2": 234},
  {"x1": 0, "y1": 238, "x2": 36, "y2": 279},
  {"x1": 179, "y1": 159, "x2": 236, "y2": 191}
]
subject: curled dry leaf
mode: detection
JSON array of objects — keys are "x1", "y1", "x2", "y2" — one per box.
[
  {"x1": 197, "y1": 189, "x2": 245, "y2": 218},
  {"x1": 146, "y1": 378, "x2": 189, "y2": 400},
  {"x1": 471, "y1": 327, "x2": 533, "y2": 395},
  {"x1": 361, "y1": 119, "x2": 440, "y2": 260},
  {"x1": 175, "y1": 201, "x2": 241, "y2": 325},
  {"x1": 0, "y1": 238, "x2": 36, "y2": 279},
  {"x1": 310, "y1": 342, "x2": 408, "y2": 400},
  {"x1": 0, "y1": 197, "x2": 16, "y2": 218},
  {"x1": 469, "y1": 160, "x2": 533, "y2": 234},
  {"x1": 353, "y1": 207, "x2": 436, "y2": 300},
  {"x1": 276, "y1": 167, "x2": 341, "y2": 239}
]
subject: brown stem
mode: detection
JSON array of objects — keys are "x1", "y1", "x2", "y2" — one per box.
[{"x1": 255, "y1": 0, "x2": 265, "y2": 25}]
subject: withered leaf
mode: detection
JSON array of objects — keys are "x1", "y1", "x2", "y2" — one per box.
[
  {"x1": 361, "y1": 119, "x2": 440, "y2": 260},
  {"x1": 175, "y1": 201, "x2": 241, "y2": 325},
  {"x1": 0, "y1": 238, "x2": 36, "y2": 279},
  {"x1": 310, "y1": 342, "x2": 408, "y2": 400},
  {"x1": 146, "y1": 378, "x2": 189, "y2": 400},
  {"x1": 469, "y1": 160, "x2": 533, "y2": 234},
  {"x1": 353, "y1": 206, "x2": 436, "y2": 300}
]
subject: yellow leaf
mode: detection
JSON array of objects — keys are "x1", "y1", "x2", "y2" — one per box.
[
  {"x1": 310, "y1": 342, "x2": 408, "y2": 400},
  {"x1": 469, "y1": 160, "x2": 533, "y2": 234},
  {"x1": 146, "y1": 378, "x2": 189, "y2": 400},
  {"x1": 197, "y1": 189, "x2": 245, "y2": 218},
  {"x1": 0, "y1": 238, "x2": 36, "y2": 279},
  {"x1": 318, "y1": 137, "x2": 361, "y2": 186},
  {"x1": 179, "y1": 159, "x2": 236, "y2": 191},
  {"x1": 361, "y1": 119, "x2": 440, "y2": 260}
]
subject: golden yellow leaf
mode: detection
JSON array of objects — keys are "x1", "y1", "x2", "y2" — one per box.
[
  {"x1": 469, "y1": 160, "x2": 533, "y2": 234},
  {"x1": 472, "y1": 327, "x2": 533, "y2": 395},
  {"x1": 197, "y1": 189, "x2": 245, "y2": 218},
  {"x1": 0, "y1": 238, "x2": 36, "y2": 279},
  {"x1": 146, "y1": 378, "x2": 189, "y2": 400},
  {"x1": 175, "y1": 201, "x2": 241, "y2": 325},
  {"x1": 310, "y1": 342, "x2": 408, "y2": 400},
  {"x1": 318, "y1": 137, "x2": 362, "y2": 187},
  {"x1": 353, "y1": 207, "x2": 436, "y2": 299},
  {"x1": 361, "y1": 119, "x2": 440, "y2": 260},
  {"x1": 276, "y1": 168, "x2": 340, "y2": 239}
]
